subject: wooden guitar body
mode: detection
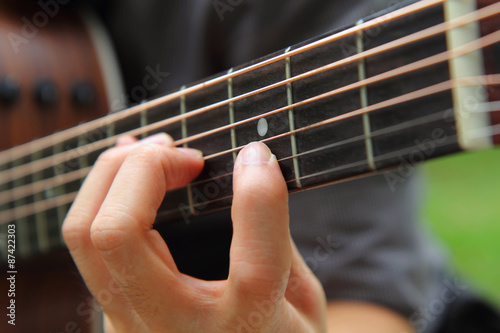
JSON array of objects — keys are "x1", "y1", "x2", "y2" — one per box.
[
  {"x1": 0, "y1": 1, "x2": 110, "y2": 150},
  {"x1": 0, "y1": 2, "x2": 112, "y2": 332}
]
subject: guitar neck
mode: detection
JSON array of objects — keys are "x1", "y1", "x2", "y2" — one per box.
[
  {"x1": 158, "y1": 0, "x2": 500, "y2": 223},
  {"x1": 1, "y1": 0, "x2": 499, "y2": 260}
]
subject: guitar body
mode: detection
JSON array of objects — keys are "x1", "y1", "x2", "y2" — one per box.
[
  {"x1": 0, "y1": 2, "x2": 112, "y2": 332},
  {"x1": 0, "y1": 2, "x2": 110, "y2": 150}
]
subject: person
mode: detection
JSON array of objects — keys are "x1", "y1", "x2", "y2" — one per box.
[{"x1": 63, "y1": 0, "x2": 499, "y2": 332}]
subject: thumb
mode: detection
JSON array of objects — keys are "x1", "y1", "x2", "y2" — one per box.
[{"x1": 226, "y1": 142, "x2": 292, "y2": 309}]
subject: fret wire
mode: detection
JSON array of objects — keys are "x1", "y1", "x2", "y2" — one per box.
[
  {"x1": 78, "y1": 134, "x2": 89, "y2": 184},
  {"x1": 180, "y1": 85, "x2": 195, "y2": 215},
  {"x1": 140, "y1": 100, "x2": 149, "y2": 139},
  {"x1": 1, "y1": 103, "x2": 492, "y2": 226},
  {"x1": 32, "y1": 150, "x2": 50, "y2": 253},
  {"x1": 227, "y1": 68, "x2": 238, "y2": 161},
  {"x1": 107, "y1": 116, "x2": 116, "y2": 146},
  {"x1": 0, "y1": 0, "x2": 451, "y2": 165},
  {"x1": 12, "y1": 158, "x2": 30, "y2": 256},
  {"x1": 53, "y1": 141, "x2": 67, "y2": 247},
  {"x1": 1, "y1": 5, "x2": 498, "y2": 186},
  {"x1": 180, "y1": 85, "x2": 188, "y2": 144},
  {"x1": 356, "y1": 19, "x2": 377, "y2": 171},
  {"x1": 285, "y1": 46, "x2": 302, "y2": 188}
]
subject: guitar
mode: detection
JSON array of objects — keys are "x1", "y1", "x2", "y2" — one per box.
[
  {"x1": 1, "y1": 0, "x2": 500, "y2": 331},
  {"x1": 0, "y1": 1, "x2": 113, "y2": 332}
]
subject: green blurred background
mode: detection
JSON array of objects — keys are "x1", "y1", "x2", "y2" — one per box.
[{"x1": 422, "y1": 148, "x2": 500, "y2": 307}]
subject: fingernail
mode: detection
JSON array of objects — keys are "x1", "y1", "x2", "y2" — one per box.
[
  {"x1": 138, "y1": 133, "x2": 172, "y2": 145},
  {"x1": 177, "y1": 147, "x2": 204, "y2": 159},
  {"x1": 115, "y1": 135, "x2": 136, "y2": 146},
  {"x1": 240, "y1": 142, "x2": 275, "y2": 165}
]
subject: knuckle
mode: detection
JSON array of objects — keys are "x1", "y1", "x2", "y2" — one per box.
[
  {"x1": 231, "y1": 262, "x2": 282, "y2": 298},
  {"x1": 90, "y1": 214, "x2": 128, "y2": 252},
  {"x1": 96, "y1": 147, "x2": 125, "y2": 166},
  {"x1": 62, "y1": 208, "x2": 94, "y2": 252},
  {"x1": 161, "y1": 154, "x2": 184, "y2": 182},
  {"x1": 90, "y1": 203, "x2": 146, "y2": 252},
  {"x1": 127, "y1": 144, "x2": 163, "y2": 164},
  {"x1": 61, "y1": 219, "x2": 85, "y2": 251},
  {"x1": 126, "y1": 144, "x2": 190, "y2": 191}
]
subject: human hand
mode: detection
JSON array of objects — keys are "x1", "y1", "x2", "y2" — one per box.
[{"x1": 62, "y1": 134, "x2": 327, "y2": 332}]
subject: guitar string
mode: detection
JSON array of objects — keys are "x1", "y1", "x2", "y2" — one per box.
[
  {"x1": 0, "y1": 166, "x2": 92, "y2": 205},
  {"x1": 157, "y1": 138, "x2": 463, "y2": 219},
  {"x1": 1, "y1": 21, "x2": 499, "y2": 188},
  {"x1": 1, "y1": 6, "x2": 498, "y2": 218},
  {"x1": 0, "y1": 3, "x2": 497, "y2": 184},
  {"x1": 179, "y1": 30, "x2": 500, "y2": 153},
  {"x1": 1, "y1": 123, "x2": 492, "y2": 226},
  {"x1": 169, "y1": 109, "x2": 457, "y2": 188},
  {"x1": 0, "y1": 0, "x2": 444, "y2": 164},
  {"x1": 1, "y1": 92, "x2": 499, "y2": 225},
  {"x1": 0, "y1": 108, "x2": 453, "y2": 205},
  {"x1": 467, "y1": 123, "x2": 500, "y2": 140},
  {"x1": 199, "y1": 76, "x2": 500, "y2": 161},
  {"x1": 3, "y1": 99, "x2": 499, "y2": 206},
  {"x1": 160, "y1": 122, "x2": 500, "y2": 218},
  {"x1": 3, "y1": 120, "x2": 500, "y2": 225},
  {"x1": 190, "y1": 107, "x2": 468, "y2": 187},
  {"x1": 0, "y1": 0, "x2": 462, "y2": 164},
  {"x1": 0, "y1": 42, "x2": 496, "y2": 209},
  {"x1": 157, "y1": 116, "x2": 500, "y2": 219},
  {"x1": 1, "y1": 34, "x2": 499, "y2": 207},
  {"x1": 1, "y1": 55, "x2": 499, "y2": 223}
]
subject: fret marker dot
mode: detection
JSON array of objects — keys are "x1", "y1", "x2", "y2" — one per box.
[{"x1": 257, "y1": 118, "x2": 268, "y2": 137}]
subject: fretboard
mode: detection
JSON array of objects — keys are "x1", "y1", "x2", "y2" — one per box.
[{"x1": 1, "y1": 0, "x2": 499, "y2": 260}]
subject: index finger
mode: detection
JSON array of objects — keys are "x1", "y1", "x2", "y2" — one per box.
[{"x1": 89, "y1": 144, "x2": 204, "y2": 330}]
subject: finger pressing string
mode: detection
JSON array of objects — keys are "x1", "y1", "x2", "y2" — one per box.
[{"x1": 226, "y1": 142, "x2": 292, "y2": 314}]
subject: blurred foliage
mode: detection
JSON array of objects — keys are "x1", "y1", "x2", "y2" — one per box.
[{"x1": 422, "y1": 148, "x2": 500, "y2": 306}]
